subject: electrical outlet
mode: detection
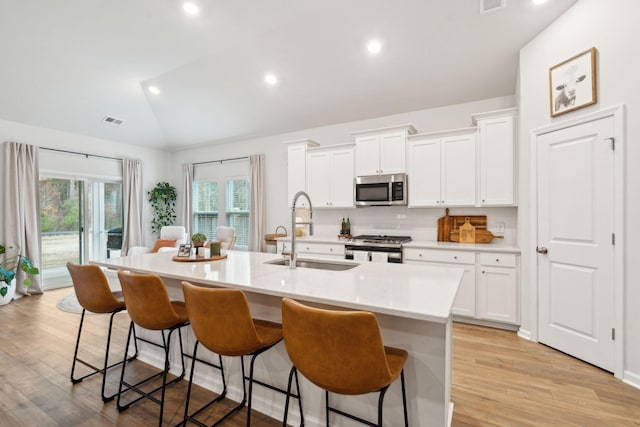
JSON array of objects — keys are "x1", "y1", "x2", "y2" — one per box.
[{"x1": 496, "y1": 222, "x2": 505, "y2": 234}]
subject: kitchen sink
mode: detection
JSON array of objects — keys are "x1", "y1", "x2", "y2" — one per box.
[{"x1": 265, "y1": 258, "x2": 359, "y2": 271}]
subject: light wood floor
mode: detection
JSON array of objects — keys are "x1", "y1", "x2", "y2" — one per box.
[{"x1": 1, "y1": 288, "x2": 640, "y2": 426}]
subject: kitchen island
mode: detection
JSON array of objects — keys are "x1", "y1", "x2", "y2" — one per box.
[{"x1": 93, "y1": 250, "x2": 462, "y2": 426}]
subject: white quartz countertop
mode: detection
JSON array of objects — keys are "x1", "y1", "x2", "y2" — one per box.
[
  {"x1": 404, "y1": 240, "x2": 521, "y2": 253},
  {"x1": 93, "y1": 251, "x2": 462, "y2": 324},
  {"x1": 275, "y1": 236, "x2": 349, "y2": 244},
  {"x1": 275, "y1": 236, "x2": 521, "y2": 254}
]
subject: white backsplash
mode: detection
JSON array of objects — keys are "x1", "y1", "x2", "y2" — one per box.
[{"x1": 309, "y1": 206, "x2": 518, "y2": 245}]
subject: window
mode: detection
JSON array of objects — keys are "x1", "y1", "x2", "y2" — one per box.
[
  {"x1": 193, "y1": 181, "x2": 218, "y2": 240},
  {"x1": 226, "y1": 178, "x2": 250, "y2": 249},
  {"x1": 192, "y1": 163, "x2": 250, "y2": 250}
]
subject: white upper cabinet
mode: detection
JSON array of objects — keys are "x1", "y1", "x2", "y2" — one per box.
[
  {"x1": 352, "y1": 124, "x2": 416, "y2": 176},
  {"x1": 285, "y1": 139, "x2": 319, "y2": 208},
  {"x1": 473, "y1": 108, "x2": 518, "y2": 206},
  {"x1": 407, "y1": 137, "x2": 441, "y2": 207},
  {"x1": 306, "y1": 144, "x2": 354, "y2": 208},
  {"x1": 441, "y1": 132, "x2": 477, "y2": 206},
  {"x1": 407, "y1": 128, "x2": 477, "y2": 207}
]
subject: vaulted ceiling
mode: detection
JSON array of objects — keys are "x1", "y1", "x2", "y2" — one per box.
[{"x1": 0, "y1": 0, "x2": 577, "y2": 150}]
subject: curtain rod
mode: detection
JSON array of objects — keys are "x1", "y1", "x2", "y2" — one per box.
[
  {"x1": 192, "y1": 156, "x2": 249, "y2": 166},
  {"x1": 39, "y1": 147, "x2": 123, "y2": 162}
]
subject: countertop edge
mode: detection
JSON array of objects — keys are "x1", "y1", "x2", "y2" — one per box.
[
  {"x1": 275, "y1": 236, "x2": 521, "y2": 253},
  {"x1": 404, "y1": 241, "x2": 521, "y2": 253}
]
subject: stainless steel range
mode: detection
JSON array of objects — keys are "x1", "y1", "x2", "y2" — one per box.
[{"x1": 345, "y1": 235, "x2": 412, "y2": 264}]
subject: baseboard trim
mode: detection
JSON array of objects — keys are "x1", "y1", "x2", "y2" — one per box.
[
  {"x1": 623, "y1": 370, "x2": 640, "y2": 391},
  {"x1": 517, "y1": 327, "x2": 532, "y2": 341},
  {"x1": 453, "y1": 317, "x2": 519, "y2": 331}
]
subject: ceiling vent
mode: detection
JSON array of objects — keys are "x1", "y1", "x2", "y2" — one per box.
[
  {"x1": 480, "y1": 0, "x2": 506, "y2": 14},
  {"x1": 102, "y1": 116, "x2": 125, "y2": 125}
]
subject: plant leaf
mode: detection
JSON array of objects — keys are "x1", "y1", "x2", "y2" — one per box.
[
  {"x1": 20, "y1": 256, "x2": 40, "y2": 275},
  {"x1": 0, "y1": 268, "x2": 16, "y2": 284}
]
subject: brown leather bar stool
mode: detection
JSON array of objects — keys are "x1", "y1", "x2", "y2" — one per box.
[
  {"x1": 116, "y1": 270, "x2": 190, "y2": 427},
  {"x1": 181, "y1": 281, "x2": 303, "y2": 427},
  {"x1": 67, "y1": 262, "x2": 138, "y2": 402},
  {"x1": 281, "y1": 298, "x2": 409, "y2": 427}
]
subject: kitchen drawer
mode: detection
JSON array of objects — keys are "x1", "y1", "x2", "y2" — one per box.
[
  {"x1": 404, "y1": 248, "x2": 475, "y2": 264},
  {"x1": 297, "y1": 242, "x2": 344, "y2": 256},
  {"x1": 479, "y1": 253, "x2": 516, "y2": 267}
]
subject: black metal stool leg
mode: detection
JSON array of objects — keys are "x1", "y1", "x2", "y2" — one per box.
[
  {"x1": 116, "y1": 321, "x2": 135, "y2": 410},
  {"x1": 181, "y1": 342, "x2": 226, "y2": 427},
  {"x1": 325, "y1": 390, "x2": 330, "y2": 427},
  {"x1": 400, "y1": 370, "x2": 408, "y2": 427},
  {"x1": 377, "y1": 386, "x2": 389, "y2": 427},
  {"x1": 283, "y1": 366, "x2": 305, "y2": 427},
  {"x1": 294, "y1": 368, "x2": 304, "y2": 427},
  {"x1": 70, "y1": 309, "x2": 87, "y2": 384}
]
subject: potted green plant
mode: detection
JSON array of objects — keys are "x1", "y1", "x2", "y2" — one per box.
[
  {"x1": 0, "y1": 244, "x2": 39, "y2": 305},
  {"x1": 148, "y1": 182, "x2": 177, "y2": 235},
  {"x1": 191, "y1": 233, "x2": 207, "y2": 247}
]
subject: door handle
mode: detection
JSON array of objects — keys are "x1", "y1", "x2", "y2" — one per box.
[{"x1": 536, "y1": 246, "x2": 548, "y2": 254}]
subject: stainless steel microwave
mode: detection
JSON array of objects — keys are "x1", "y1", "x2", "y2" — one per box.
[{"x1": 354, "y1": 173, "x2": 407, "y2": 206}]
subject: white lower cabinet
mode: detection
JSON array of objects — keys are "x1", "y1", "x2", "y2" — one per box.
[
  {"x1": 277, "y1": 240, "x2": 345, "y2": 260},
  {"x1": 404, "y1": 248, "x2": 476, "y2": 316},
  {"x1": 404, "y1": 248, "x2": 519, "y2": 326},
  {"x1": 477, "y1": 253, "x2": 518, "y2": 323},
  {"x1": 296, "y1": 242, "x2": 345, "y2": 259}
]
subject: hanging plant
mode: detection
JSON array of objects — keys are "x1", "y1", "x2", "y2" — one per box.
[{"x1": 148, "y1": 182, "x2": 177, "y2": 235}]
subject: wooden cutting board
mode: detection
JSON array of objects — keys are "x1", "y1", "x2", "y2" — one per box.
[
  {"x1": 437, "y1": 210, "x2": 487, "y2": 242},
  {"x1": 437, "y1": 208, "x2": 451, "y2": 242},
  {"x1": 451, "y1": 215, "x2": 487, "y2": 231},
  {"x1": 458, "y1": 217, "x2": 476, "y2": 243},
  {"x1": 450, "y1": 229, "x2": 505, "y2": 243}
]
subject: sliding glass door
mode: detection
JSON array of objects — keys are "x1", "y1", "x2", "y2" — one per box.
[{"x1": 39, "y1": 177, "x2": 122, "y2": 289}]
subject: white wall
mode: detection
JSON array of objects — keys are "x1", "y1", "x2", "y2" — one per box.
[
  {"x1": 0, "y1": 118, "x2": 170, "y2": 246},
  {"x1": 170, "y1": 95, "x2": 517, "y2": 242},
  {"x1": 518, "y1": 0, "x2": 640, "y2": 382}
]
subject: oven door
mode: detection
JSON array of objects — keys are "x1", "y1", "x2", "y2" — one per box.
[{"x1": 345, "y1": 245, "x2": 403, "y2": 263}]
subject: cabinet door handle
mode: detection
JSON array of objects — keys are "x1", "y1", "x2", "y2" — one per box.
[
  {"x1": 496, "y1": 258, "x2": 500, "y2": 262},
  {"x1": 482, "y1": 270, "x2": 486, "y2": 274},
  {"x1": 453, "y1": 256, "x2": 458, "y2": 260},
  {"x1": 418, "y1": 253, "x2": 423, "y2": 257},
  {"x1": 536, "y1": 246, "x2": 548, "y2": 254}
]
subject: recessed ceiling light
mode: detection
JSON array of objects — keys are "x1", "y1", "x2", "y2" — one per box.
[
  {"x1": 367, "y1": 39, "x2": 382, "y2": 55},
  {"x1": 532, "y1": 0, "x2": 548, "y2": 4},
  {"x1": 264, "y1": 74, "x2": 278, "y2": 86},
  {"x1": 148, "y1": 86, "x2": 161, "y2": 95},
  {"x1": 183, "y1": 2, "x2": 200, "y2": 15}
]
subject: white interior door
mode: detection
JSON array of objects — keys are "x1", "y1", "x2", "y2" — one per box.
[{"x1": 537, "y1": 116, "x2": 615, "y2": 372}]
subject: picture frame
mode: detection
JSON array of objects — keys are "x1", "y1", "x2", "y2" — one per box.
[
  {"x1": 549, "y1": 47, "x2": 597, "y2": 117},
  {"x1": 177, "y1": 243, "x2": 192, "y2": 257}
]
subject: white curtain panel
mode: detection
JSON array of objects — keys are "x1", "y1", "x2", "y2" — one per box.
[
  {"x1": 121, "y1": 159, "x2": 143, "y2": 255},
  {"x1": 181, "y1": 163, "x2": 193, "y2": 236},
  {"x1": 3, "y1": 142, "x2": 42, "y2": 295},
  {"x1": 249, "y1": 154, "x2": 266, "y2": 252}
]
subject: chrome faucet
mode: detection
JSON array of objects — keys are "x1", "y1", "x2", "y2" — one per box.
[{"x1": 290, "y1": 191, "x2": 313, "y2": 269}]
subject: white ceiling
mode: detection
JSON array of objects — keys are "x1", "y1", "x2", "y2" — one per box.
[{"x1": 0, "y1": 0, "x2": 577, "y2": 151}]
